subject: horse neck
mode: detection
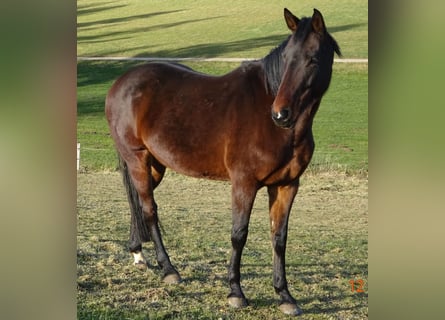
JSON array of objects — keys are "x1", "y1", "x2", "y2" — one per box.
[{"x1": 292, "y1": 99, "x2": 320, "y2": 146}]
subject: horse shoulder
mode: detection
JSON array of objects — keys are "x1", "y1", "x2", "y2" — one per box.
[{"x1": 258, "y1": 131, "x2": 315, "y2": 186}]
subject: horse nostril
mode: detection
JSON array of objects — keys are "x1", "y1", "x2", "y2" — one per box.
[
  {"x1": 273, "y1": 108, "x2": 291, "y2": 121},
  {"x1": 280, "y1": 108, "x2": 290, "y2": 120},
  {"x1": 272, "y1": 107, "x2": 293, "y2": 128}
]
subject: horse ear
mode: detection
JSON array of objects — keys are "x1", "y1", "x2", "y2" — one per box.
[
  {"x1": 284, "y1": 8, "x2": 299, "y2": 32},
  {"x1": 312, "y1": 8, "x2": 326, "y2": 34}
]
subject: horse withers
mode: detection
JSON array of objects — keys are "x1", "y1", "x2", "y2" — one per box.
[{"x1": 105, "y1": 8, "x2": 340, "y2": 316}]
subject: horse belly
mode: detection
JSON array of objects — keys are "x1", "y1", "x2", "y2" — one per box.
[{"x1": 145, "y1": 129, "x2": 230, "y2": 181}]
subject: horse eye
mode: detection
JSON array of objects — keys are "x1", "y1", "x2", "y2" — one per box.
[{"x1": 310, "y1": 57, "x2": 318, "y2": 65}]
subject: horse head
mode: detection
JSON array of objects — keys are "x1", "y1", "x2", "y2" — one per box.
[{"x1": 271, "y1": 8, "x2": 341, "y2": 129}]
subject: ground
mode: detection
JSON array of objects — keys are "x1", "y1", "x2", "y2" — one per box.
[{"x1": 77, "y1": 170, "x2": 367, "y2": 319}]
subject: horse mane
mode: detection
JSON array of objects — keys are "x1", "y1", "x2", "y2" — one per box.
[
  {"x1": 330, "y1": 34, "x2": 342, "y2": 57},
  {"x1": 262, "y1": 36, "x2": 290, "y2": 96}
]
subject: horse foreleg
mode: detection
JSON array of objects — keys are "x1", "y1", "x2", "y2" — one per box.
[
  {"x1": 227, "y1": 181, "x2": 258, "y2": 308},
  {"x1": 267, "y1": 181, "x2": 302, "y2": 316}
]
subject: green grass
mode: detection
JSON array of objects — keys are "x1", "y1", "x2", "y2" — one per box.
[
  {"x1": 78, "y1": 0, "x2": 368, "y2": 59},
  {"x1": 77, "y1": 61, "x2": 367, "y2": 173},
  {"x1": 311, "y1": 64, "x2": 368, "y2": 173},
  {"x1": 77, "y1": 171, "x2": 367, "y2": 319}
]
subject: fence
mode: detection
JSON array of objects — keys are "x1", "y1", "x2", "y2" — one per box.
[{"x1": 77, "y1": 143, "x2": 80, "y2": 171}]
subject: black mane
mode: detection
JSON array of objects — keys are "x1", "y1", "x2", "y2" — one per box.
[{"x1": 262, "y1": 36, "x2": 290, "y2": 96}]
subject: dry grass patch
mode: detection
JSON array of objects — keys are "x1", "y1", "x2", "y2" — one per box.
[{"x1": 78, "y1": 171, "x2": 367, "y2": 319}]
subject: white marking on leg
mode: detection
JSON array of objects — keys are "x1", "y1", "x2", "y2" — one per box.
[{"x1": 132, "y1": 251, "x2": 146, "y2": 265}]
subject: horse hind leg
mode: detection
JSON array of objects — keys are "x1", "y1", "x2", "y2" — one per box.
[
  {"x1": 119, "y1": 155, "x2": 149, "y2": 267},
  {"x1": 146, "y1": 161, "x2": 180, "y2": 284},
  {"x1": 120, "y1": 151, "x2": 180, "y2": 283},
  {"x1": 151, "y1": 157, "x2": 166, "y2": 189},
  {"x1": 130, "y1": 159, "x2": 166, "y2": 268}
]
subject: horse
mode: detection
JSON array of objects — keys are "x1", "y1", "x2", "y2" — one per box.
[{"x1": 105, "y1": 8, "x2": 341, "y2": 316}]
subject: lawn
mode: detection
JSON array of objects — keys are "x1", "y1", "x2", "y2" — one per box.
[
  {"x1": 77, "y1": 171, "x2": 367, "y2": 319},
  {"x1": 78, "y1": 0, "x2": 368, "y2": 59}
]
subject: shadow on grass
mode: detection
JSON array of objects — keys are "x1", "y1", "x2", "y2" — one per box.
[
  {"x1": 77, "y1": 61, "x2": 141, "y2": 115},
  {"x1": 78, "y1": 0, "x2": 366, "y2": 59},
  {"x1": 78, "y1": 10, "x2": 186, "y2": 30},
  {"x1": 145, "y1": 255, "x2": 368, "y2": 313},
  {"x1": 132, "y1": 22, "x2": 366, "y2": 59},
  {"x1": 78, "y1": 16, "x2": 225, "y2": 44},
  {"x1": 77, "y1": 1, "x2": 127, "y2": 17},
  {"x1": 134, "y1": 33, "x2": 289, "y2": 59},
  {"x1": 239, "y1": 260, "x2": 367, "y2": 277},
  {"x1": 328, "y1": 22, "x2": 368, "y2": 34}
]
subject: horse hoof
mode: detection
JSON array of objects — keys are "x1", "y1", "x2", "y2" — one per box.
[
  {"x1": 279, "y1": 303, "x2": 302, "y2": 316},
  {"x1": 163, "y1": 273, "x2": 181, "y2": 284},
  {"x1": 228, "y1": 297, "x2": 248, "y2": 308}
]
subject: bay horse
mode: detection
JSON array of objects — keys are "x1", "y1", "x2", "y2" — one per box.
[{"x1": 105, "y1": 8, "x2": 340, "y2": 316}]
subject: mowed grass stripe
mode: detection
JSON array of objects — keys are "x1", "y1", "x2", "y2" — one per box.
[{"x1": 77, "y1": 0, "x2": 368, "y2": 59}]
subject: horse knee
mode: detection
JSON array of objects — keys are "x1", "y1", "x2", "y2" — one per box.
[
  {"x1": 141, "y1": 201, "x2": 158, "y2": 219},
  {"x1": 231, "y1": 226, "x2": 249, "y2": 248},
  {"x1": 272, "y1": 232, "x2": 287, "y2": 253}
]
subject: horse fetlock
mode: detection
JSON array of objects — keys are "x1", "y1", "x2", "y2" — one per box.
[{"x1": 132, "y1": 251, "x2": 147, "y2": 265}]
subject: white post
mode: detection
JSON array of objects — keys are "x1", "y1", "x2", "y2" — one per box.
[{"x1": 77, "y1": 143, "x2": 80, "y2": 171}]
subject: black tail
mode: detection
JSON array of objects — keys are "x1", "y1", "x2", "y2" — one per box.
[{"x1": 119, "y1": 155, "x2": 151, "y2": 244}]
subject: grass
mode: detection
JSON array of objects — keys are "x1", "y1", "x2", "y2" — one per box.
[
  {"x1": 77, "y1": 0, "x2": 368, "y2": 59},
  {"x1": 77, "y1": 171, "x2": 367, "y2": 319},
  {"x1": 310, "y1": 63, "x2": 368, "y2": 174}
]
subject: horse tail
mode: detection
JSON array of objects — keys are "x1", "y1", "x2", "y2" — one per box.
[{"x1": 119, "y1": 155, "x2": 151, "y2": 243}]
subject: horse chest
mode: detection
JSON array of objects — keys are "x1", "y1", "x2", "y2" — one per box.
[{"x1": 262, "y1": 138, "x2": 315, "y2": 185}]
